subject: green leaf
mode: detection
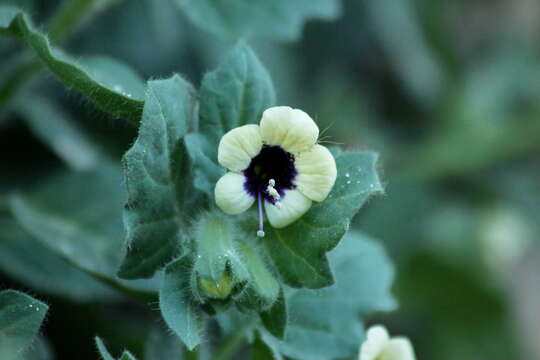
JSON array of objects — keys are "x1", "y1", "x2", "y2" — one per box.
[
  {"x1": 261, "y1": 231, "x2": 396, "y2": 360},
  {"x1": 14, "y1": 96, "x2": 101, "y2": 171},
  {"x1": 364, "y1": 0, "x2": 443, "y2": 105},
  {"x1": 9, "y1": 166, "x2": 125, "y2": 277},
  {"x1": 95, "y1": 337, "x2": 138, "y2": 360},
  {"x1": 0, "y1": 6, "x2": 145, "y2": 123},
  {"x1": 199, "y1": 42, "x2": 275, "y2": 144},
  {"x1": 184, "y1": 133, "x2": 225, "y2": 196},
  {"x1": 175, "y1": 0, "x2": 341, "y2": 41},
  {"x1": 0, "y1": 290, "x2": 48, "y2": 359},
  {"x1": 0, "y1": 217, "x2": 120, "y2": 303},
  {"x1": 402, "y1": 53, "x2": 540, "y2": 180},
  {"x1": 118, "y1": 75, "x2": 196, "y2": 279},
  {"x1": 187, "y1": 43, "x2": 274, "y2": 195},
  {"x1": 21, "y1": 335, "x2": 52, "y2": 360},
  {"x1": 245, "y1": 150, "x2": 384, "y2": 289},
  {"x1": 8, "y1": 166, "x2": 159, "y2": 294},
  {"x1": 160, "y1": 256, "x2": 203, "y2": 351}
]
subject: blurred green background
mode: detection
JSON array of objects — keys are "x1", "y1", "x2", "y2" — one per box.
[{"x1": 1, "y1": 0, "x2": 540, "y2": 359}]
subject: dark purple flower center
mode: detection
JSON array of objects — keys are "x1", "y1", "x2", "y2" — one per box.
[{"x1": 243, "y1": 145, "x2": 297, "y2": 203}]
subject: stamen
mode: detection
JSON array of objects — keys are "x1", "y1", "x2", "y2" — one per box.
[
  {"x1": 257, "y1": 192, "x2": 265, "y2": 237},
  {"x1": 266, "y1": 178, "x2": 281, "y2": 201}
]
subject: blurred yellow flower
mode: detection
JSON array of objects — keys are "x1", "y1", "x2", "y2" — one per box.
[
  {"x1": 359, "y1": 325, "x2": 416, "y2": 360},
  {"x1": 214, "y1": 106, "x2": 337, "y2": 236}
]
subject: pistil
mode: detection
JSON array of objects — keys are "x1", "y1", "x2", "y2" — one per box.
[{"x1": 257, "y1": 191, "x2": 265, "y2": 237}]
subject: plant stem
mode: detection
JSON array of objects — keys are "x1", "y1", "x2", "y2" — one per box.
[{"x1": 213, "y1": 320, "x2": 256, "y2": 360}]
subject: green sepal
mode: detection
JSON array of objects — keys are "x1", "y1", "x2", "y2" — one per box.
[
  {"x1": 260, "y1": 289, "x2": 287, "y2": 339},
  {"x1": 192, "y1": 211, "x2": 250, "y2": 289},
  {"x1": 233, "y1": 239, "x2": 280, "y2": 312}
]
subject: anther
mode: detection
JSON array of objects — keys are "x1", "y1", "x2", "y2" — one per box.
[
  {"x1": 266, "y1": 178, "x2": 282, "y2": 209},
  {"x1": 266, "y1": 179, "x2": 281, "y2": 201}
]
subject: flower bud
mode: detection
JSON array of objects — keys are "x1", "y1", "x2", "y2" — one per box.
[{"x1": 198, "y1": 271, "x2": 234, "y2": 299}]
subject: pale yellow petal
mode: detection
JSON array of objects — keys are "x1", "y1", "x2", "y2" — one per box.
[
  {"x1": 218, "y1": 125, "x2": 262, "y2": 172},
  {"x1": 215, "y1": 172, "x2": 254, "y2": 214},
  {"x1": 379, "y1": 338, "x2": 416, "y2": 360},
  {"x1": 359, "y1": 325, "x2": 390, "y2": 360},
  {"x1": 259, "y1": 106, "x2": 319, "y2": 155},
  {"x1": 264, "y1": 189, "x2": 312, "y2": 228},
  {"x1": 295, "y1": 144, "x2": 337, "y2": 202}
]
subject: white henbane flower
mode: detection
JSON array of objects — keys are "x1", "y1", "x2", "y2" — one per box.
[
  {"x1": 214, "y1": 106, "x2": 337, "y2": 237},
  {"x1": 359, "y1": 325, "x2": 416, "y2": 360}
]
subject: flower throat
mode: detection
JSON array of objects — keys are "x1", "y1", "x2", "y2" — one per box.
[{"x1": 243, "y1": 145, "x2": 297, "y2": 237}]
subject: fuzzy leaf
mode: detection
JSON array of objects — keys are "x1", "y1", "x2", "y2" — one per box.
[
  {"x1": 9, "y1": 167, "x2": 126, "y2": 277},
  {"x1": 186, "y1": 43, "x2": 274, "y2": 195},
  {"x1": 14, "y1": 96, "x2": 101, "y2": 171},
  {"x1": 184, "y1": 133, "x2": 225, "y2": 196},
  {"x1": 244, "y1": 150, "x2": 384, "y2": 289},
  {"x1": 0, "y1": 6, "x2": 145, "y2": 123},
  {"x1": 0, "y1": 290, "x2": 48, "y2": 359},
  {"x1": 160, "y1": 256, "x2": 203, "y2": 351},
  {"x1": 175, "y1": 0, "x2": 341, "y2": 41},
  {"x1": 118, "y1": 75, "x2": 196, "y2": 279},
  {"x1": 0, "y1": 217, "x2": 120, "y2": 302},
  {"x1": 261, "y1": 231, "x2": 396, "y2": 360},
  {"x1": 8, "y1": 166, "x2": 159, "y2": 294}
]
